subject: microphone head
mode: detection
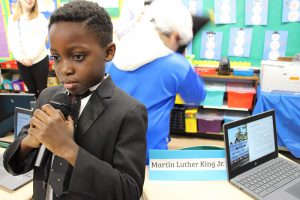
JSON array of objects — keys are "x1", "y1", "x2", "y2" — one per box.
[{"x1": 49, "y1": 93, "x2": 72, "y2": 117}]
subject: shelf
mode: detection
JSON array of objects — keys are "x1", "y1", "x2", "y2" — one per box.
[
  {"x1": 202, "y1": 101, "x2": 249, "y2": 111},
  {"x1": 0, "y1": 89, "x2": 27, "y2": 93},
  {"x1": 195, "y1": 65, "x2": 260, "y2": 71},
  {"x1": 201, "y1": 73, "x2": 259, "y2": 81}
]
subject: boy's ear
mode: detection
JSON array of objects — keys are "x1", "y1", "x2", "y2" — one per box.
[{"x1": 105, "y1": 43, "x2": 116, "y2": 62}]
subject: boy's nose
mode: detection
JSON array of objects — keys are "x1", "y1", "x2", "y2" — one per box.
[{"x1": 59, "y1": 61, "x2": 74, "y2": 76}]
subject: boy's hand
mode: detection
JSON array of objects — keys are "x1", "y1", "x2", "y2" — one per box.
[
  {"x1": 29, "y1": 104, "x2": 78, "y2": 164},
  {"x1": 22, "y1": 134, "x2": 40, "y2": 149}
]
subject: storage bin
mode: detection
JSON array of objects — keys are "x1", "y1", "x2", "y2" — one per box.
[
  {"x1": 202, "y1": 82, "x2": 226, "y2": 107},
  {"x1": 227, "y1": 83, "x2": 256, "y2": 109},
  {"x1": 195, "y1": 67, "x2": 217, "y2": 76},
  {"x1": 12, "y1": 80, "x2": 23, "y2": 91},
  {"x1": 185, "y1": 108, "x2": 198, "y2": 133},
  {"x1": 196, "y1": 110, "x2": 223, "y2": 133},
  {"x1": 175, "y1": 94, "x2": 185, "y2": 105},
  {"x1": 20, "y1": 81, "x2": 28, "y2": 92},
  {"x1": 233, "y1": 69, "x2": 254, "y2": 77},
  {"x1": 2, "y1": 79, "x2": 13, "y2": 90},
  {"x1": 1, "y1": 60, "x2": 18, "y2": 69},
  {"x1": 223, "y1": 110, "x2": 250, "y2": 124}
]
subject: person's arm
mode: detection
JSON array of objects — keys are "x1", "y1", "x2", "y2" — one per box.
[
  {"x1": 68, "y1": 103, "x2": 147, "y2": 200},
  {"x1": 3, "y1": 126, "x2": 40, "y2": 175},
  {"x1": 7, "y1": 18, "x2": 24, "y2": 63},
  {"x1": 178, "y1": 65, "x2": 206, "y2": 104},
  {"x1": 3, "y1": 87, "x2": 57, "y2": 175}
]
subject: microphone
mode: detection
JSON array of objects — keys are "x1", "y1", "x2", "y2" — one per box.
[
  {"x1": 49, "y1": 93, "x2": 72, "y2": 118},
  {"x1": 34, "y1": 93, "x2": 72, "y2": 167}
]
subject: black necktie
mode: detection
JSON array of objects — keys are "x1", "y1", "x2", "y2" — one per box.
[
  {"x1": 48, "y1": 90, "x2": 92, "y2": 197},
  {"x1": 70, "y1": 90, "x2": 92, "y2": 124}
]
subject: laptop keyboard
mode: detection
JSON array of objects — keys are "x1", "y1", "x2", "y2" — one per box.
[
  {"x1": 0, "y1": 154, "x2": 32, "y2": 177},
  {"x1": 237, "y1": 159, "x2": 300, "y2": 197}
]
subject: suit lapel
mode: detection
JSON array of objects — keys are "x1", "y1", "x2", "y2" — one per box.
[{"x1": 76, "y1": 76, "x2": 115, "y2": 139}]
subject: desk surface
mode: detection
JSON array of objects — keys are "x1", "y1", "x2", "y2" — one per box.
[
  {"x1": 142, "y1": 167, "x2": 252, "y2": 200},
  {"x1": 143, "y1": 136, "x2": 253, "y2": 200},
  {"x1": 0, "y1": 148, "x2": 33, "y2": 200},
  {"x1": 0, "y1": 134, "x2": 292, "y2": 200}
]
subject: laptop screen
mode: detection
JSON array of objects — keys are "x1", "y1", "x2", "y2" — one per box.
[
  {"x1": 0, "y1": 93, "x2": 35, "y2": 137},
  {"x1": 224, "y1": 110, "x2": 278, "y2": 179},
  {"x1": 14, "y1": 107, "x2": 32, "y2": 139}
]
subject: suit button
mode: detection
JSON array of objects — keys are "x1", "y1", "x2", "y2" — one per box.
[{"x1": 42, "y1": 181, "x2": 46, "y2": 189}]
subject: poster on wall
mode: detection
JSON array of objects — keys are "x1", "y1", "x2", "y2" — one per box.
[
  {"x1": 88, "y1": 0, "x2": 120, "y2": 17},
  {"x1": 228, "y1": 28, "x2": 253, "y2": 58},
  {"x1": 263, "y1": 30, "x2": 288, "y2": 60},
  {"x1": 245, "y1": 0, "x2": 269, "y2": 25},
  {"x1": 0, "y1": 4, "x2": 10, "y2": 58},
  {"x1": 282, "y1": 0, "x2": 300, "y2": 22},
  {"x1": 200, "y1": 31, "x2": 223, "y2": 60},
  {"x1": 186, "y1": 42, "x2": 193, "y2": 55},
  {"x1": 38, "y1": 0, "x2": 57, "y2": 19},
  {"x1": 181, "y1": 0, "x2": 203, "y2": 16},
  {"x1": 214, "y1": 0, "x2": 236, "y2": 24},
  {"x1": 58, "y1": 0, "x2": 120, "y2": 17}
]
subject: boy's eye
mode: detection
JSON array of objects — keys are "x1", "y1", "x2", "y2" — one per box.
[
  {"x1": 73, "y1": 54, "x2": 84, "y2": 61},
  {"x1": 51, "y1": 55, "x2": 61, "y2": 63}
]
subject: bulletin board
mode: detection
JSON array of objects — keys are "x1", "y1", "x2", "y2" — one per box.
[
  {"x1": 192, "y1": 0, "x2": 300, "y2": 67},
  {"x1": 0, "y1": 0, "x2": 12, "y2": 61}
]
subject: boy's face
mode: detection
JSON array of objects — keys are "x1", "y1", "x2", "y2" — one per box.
[{"x1": 49, "y1": 22, "x2": 115, "y2": 95}]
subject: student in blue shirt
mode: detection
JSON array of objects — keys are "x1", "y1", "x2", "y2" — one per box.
[{"x1": 107, "y1": 0, "x2": 206, "y2": 164}]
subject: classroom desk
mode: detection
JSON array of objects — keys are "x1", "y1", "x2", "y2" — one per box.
[
  {"x1": 142, "y1": 167, "x2": 253, "y2": 200},
  {"x1": 142, "y1": 136, "x2": 253, "y2": 200},
  {"x1": 253, "y1": 87, "x2": 300, "y2": 158},
  {"x1": 0, "y1": 148, "x2": 33, "y2": 200},
  {"x1": 0, "y1": 135, "x2": 293, "y2": 200}
]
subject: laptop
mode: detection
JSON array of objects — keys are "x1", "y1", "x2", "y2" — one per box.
[
  {"x1": 0, "y1": 93, "x2": 35, "y2": 137},
  {"x1": 223, "y1": 110, "x2": 300, "y2": 200},
  {"x1": 0, "y1": 107, "x2": 33, "y2": 191}
]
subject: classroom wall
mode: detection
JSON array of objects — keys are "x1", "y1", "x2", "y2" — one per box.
[{"x1": 192, "y1": 0, "x2": 300, "y2": 67}]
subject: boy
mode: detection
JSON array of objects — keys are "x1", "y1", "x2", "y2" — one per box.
[{"x1": 3, "y1": 1, "x2": 148, "y2": 200}]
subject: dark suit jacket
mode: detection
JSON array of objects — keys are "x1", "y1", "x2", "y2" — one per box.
[{"x1": 3, "y1": 76, "x2": 148, "y2": 200}]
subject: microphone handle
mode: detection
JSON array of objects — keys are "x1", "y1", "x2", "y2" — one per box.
[{"x1": 34, "y1": 145, "x2": 50, "y2": 167}]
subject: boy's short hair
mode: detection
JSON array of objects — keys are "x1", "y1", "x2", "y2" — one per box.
[{"x1": 49, "y1": 0, "x2": 113, "y2": 47}]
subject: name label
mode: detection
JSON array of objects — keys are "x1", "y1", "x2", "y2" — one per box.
[{"x1": 149, "y1": 150, "x2": 227, "y2": 181}]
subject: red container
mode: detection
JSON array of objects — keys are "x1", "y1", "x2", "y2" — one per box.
[
  {"x1": 227, "y1": 83, "x2": 256, "y2": 109},
  {"x1": 194, "y1": 67, "x2": 217, "y2": 76},
  {"x1": 20, "y1": 81, "x2": 28, "y2": 92},
  {"x1": 1, "y1": 60, "x2": 18, "y2": 69},
  {"x1": 49, "y1": 60, "x2": 55, "y2": 71}
]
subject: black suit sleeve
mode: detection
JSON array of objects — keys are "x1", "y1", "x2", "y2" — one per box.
[
  {"x1": 3, "y1": 86, "x2": 60, "y2": 175},
  {"x1": 68, "y1": 103, "x2": 147, "y2": 200}
]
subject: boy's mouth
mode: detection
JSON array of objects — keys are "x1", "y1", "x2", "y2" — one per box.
[{"x1": 63, "y1": 82, "x2": 76, "y2": 90}]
